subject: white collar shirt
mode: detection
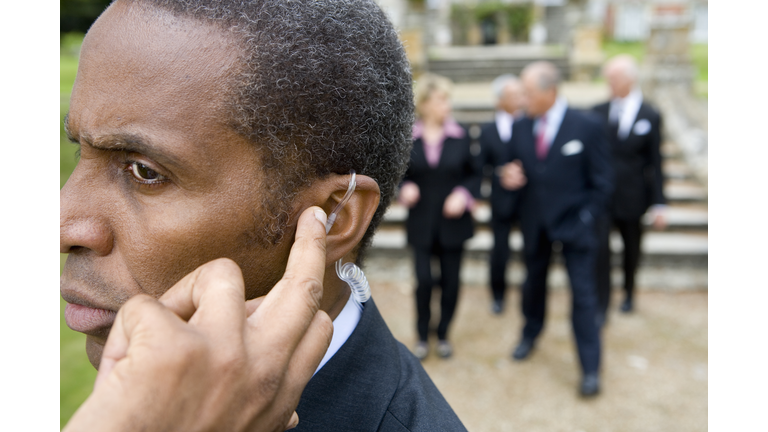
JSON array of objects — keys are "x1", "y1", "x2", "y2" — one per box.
[
  {"x1": 610, "y1": 87, "x2": 643, "y2": 140},
  {"x1": 534, "y1": 96, "x2": 568, "y2": 150},
  {"x1": 313, "y1": 293, "x2": 362, "y2": 375},
  {"x1": 495, "y1": 110, "x2": 515, "y2": 143}
]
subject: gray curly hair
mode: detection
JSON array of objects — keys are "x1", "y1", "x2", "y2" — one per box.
[{"x1": 117, "y1": 0, "x2": 414, "y2": 261}]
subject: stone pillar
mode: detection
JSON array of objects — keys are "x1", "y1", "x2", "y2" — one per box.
[
  {"x1": 642, "y1": 2, "x2": 695, "y2": 95},
  {"x1": 570, "y1": 25, "x2": 604, "y2": 81},
  {"x1": 642, "y1": 3, "x2": 707, "y2": 188},
  {"x1": 426, "y1": 0, "x2": 452, "y2": 47}
]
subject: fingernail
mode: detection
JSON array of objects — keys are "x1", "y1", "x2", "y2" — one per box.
[
  {"x1": 313, "y1": 207, "x2": 327, "y2": 225},
  {"x1": 285, "y1": 412, "x2": 300, "y2": 430}
]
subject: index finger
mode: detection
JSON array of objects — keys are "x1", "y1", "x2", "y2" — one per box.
[{"x1": 248, "y1": 206, "x2": 329, "y2": 344}]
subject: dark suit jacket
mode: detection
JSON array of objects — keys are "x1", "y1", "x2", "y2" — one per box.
[
  {"x1": 478, "y1": 121, "x2": 518, "y2": 222},
  {"x1": 592, "y1": 101, "x2": 665, "y2": 220},
  {"x1": 295, "y1": 299, "x2": 467, "y2": 431},
  {"x1": 510, "y1": 108, "x2": 614, "y2": 253},
  {"x1": 404, "y1": 131, "x2": 482, "y2": 249}
]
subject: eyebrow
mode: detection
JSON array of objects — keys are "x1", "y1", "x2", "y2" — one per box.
[{"x1": 63, "y1": 112, "x2": 183, "y2": 168}]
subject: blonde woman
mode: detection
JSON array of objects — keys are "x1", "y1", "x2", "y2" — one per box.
[{"x1": 399, "y1": 73, "x2": 482, "y2": 360}]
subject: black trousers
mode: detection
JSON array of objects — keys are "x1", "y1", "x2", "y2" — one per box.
[
  {"x1": 520, "y1": 227, "x2": 601, "y2": 374},
  {"x1": 596, "y1": 216, "x2": 643, "y2": 315},
  {"x1": 489, "y1": 217, "x2": 514, "y2": 302},
  {"x1": 414, "y1": 242, "x2": 464, "y2": 342}
]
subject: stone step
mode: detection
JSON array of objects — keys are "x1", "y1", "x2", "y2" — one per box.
[
  {"x1": 371, "y1": 225, "x2": 707, "y2": 262},
  {"x1": 664, "y1": 179, "x2": 708, "y2": 202},
  {"x1": 428, "y1": 62, "x2": 571, "y2": 83},
  {"x1": 426, "y1": 45, "x2": 570, "y2": 83},
  {"x1": 382, "y1": 201, "x2": 707, "y2": 230},
  {"x1": 661, "y1": 141, "x2": 685, "y2": 160},
  {"x1": 663, "y1": 159, "x2": 694, "y2": 181},
  {"x1": 362, "y1": 251, "x2": 707, "y2": 291}
]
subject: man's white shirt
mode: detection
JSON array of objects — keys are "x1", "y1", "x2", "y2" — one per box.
[
  {"x1": 609, "y1": 87, "x2": 643, "y2": 140},
  {"x1": 535, "y1": 96, "x2": 568, "y2": 150},
  {"x1": 495, "y1": 110, "x2": 515, "y2": 143}
]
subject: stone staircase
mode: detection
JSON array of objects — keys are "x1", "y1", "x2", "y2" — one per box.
[
  {"x1": 426, "y1": 45, "x2": 571, "y2": 83},
  {"x1": 365, "y1": 82, "x2": 708, "y2": 292}
]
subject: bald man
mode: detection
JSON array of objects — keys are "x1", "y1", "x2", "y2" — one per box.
[
  {"x1": 501, "y1": 61, "x2": 613, "y2": 397},
  {"x1": 478, "y1": 74, "x2": 527, "y2": 314},
  {"x1": 593, "y1": 55, "x2": 666, "y2": 316}
]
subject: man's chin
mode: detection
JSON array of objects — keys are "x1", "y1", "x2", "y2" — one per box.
[{"x1": 86, "y1": 336, "x2": 106, "y2": 369}]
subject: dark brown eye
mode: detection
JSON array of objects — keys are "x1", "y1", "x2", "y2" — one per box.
[{"x1": 129, "y1": 162, "x2": 165, "y2": 183}]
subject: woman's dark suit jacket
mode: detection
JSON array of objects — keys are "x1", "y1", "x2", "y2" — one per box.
[{"x1": 403, "y1": 123, "x2": 482, "y2": 249}]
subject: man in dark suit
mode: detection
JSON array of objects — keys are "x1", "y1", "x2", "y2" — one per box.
[
  {"x1": 59, "y1": 0, "x2": 467, "y2": 429},
  {"x1": 502, "y1": 61, "x2": 614, "y2": 397},
  {"x1": 478, "y1": 74, "x2": 526, "y2": 314},
  {"x1": 593, "y1": 55, "x2": 667, "y2": 315}
]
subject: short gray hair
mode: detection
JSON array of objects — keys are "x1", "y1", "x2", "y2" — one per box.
[
  {"x1": 491, "y1": 74, "x2": 519, "y2": 102},
  {"x1": 603, "y1": 54, "x2": 639, "y2": 81},
  {"x1": 522, "y1": 61, "x2": 561, "y2": 91}
]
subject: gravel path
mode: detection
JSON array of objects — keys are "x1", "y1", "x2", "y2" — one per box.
[{"x1": 369, "y1": 276, "x2": 708, "y2": 432}]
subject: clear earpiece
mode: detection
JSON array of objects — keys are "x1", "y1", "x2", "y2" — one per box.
[{"x1": 325, "y1": 170, "x2": 371, "y2": 309}]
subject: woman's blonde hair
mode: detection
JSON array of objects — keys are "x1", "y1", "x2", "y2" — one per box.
[{"x1": 413, "y1": 72, "x2": 453, "y2": 118}]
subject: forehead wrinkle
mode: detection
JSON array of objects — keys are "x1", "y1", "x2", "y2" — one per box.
[
  {"x1": 82, "y1": 2, "x2": 241, "y2": 115},
  {"x1": 71, "y1": 4, "x2": 246, "y2": 171}
]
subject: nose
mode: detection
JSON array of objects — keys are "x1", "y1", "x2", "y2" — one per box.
[{"x1": 60, "y1": 165, "x2": 114, "y2": 256}]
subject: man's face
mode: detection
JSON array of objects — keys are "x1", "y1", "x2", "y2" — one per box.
[
  {"x1": 498, "y1": 81, "x2": 526, "y2": 115},
  {"x1": 605, "y1": 65, "x2": 634, "y2": 99},
  {"x1": 60, "y1": 2, "x2": 294, "y2": 367},
  {"x1": 521, "y1": 72, "x2": 556, "y2": 118}
]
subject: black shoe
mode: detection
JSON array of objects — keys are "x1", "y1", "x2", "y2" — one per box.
[
  {"x1": 620, "y1": 297, "x2": 634, "y2": 313},
  {"x1": 491, "y1": 299, "x2": 504, "y2": 315},
  {"x1": 512, "y1": 339, "x2": 534, "y2": 361},
  {"x1": 580, "y1": 372, "x2": 600, "y2": 397}
]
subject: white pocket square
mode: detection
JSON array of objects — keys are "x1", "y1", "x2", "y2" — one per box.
[
  {"x1": 561, "y1": 139, "x2": 583, "y2": 156},
  {"x1": 633, "y1": 119, "x2": 651, "y2": 136}
]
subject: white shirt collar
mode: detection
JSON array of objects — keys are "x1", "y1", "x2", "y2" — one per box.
[
  {"x1": 535, "y1": 96, "x2": 568, "y2": 148},
  {"x1": 495, "y1": 110, "x2": 515, "y2": 143},
  {"x1": 611, "y1": 88, "x2": 643, "y2": 140},
  {"x1": 313, "y1": 292, "x2": 362, "y2": 375}
]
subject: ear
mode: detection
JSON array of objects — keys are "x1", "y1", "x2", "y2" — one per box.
[{"x1": 297, "y1": 174, "x2": 380, "y2": 265}]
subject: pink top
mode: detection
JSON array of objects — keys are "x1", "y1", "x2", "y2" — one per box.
[
  {"x1": 402, "y1": 118, "x2": 475, "y2": 211},
  {"x1": 412, "y1": 118, "x2": 466, "y2": 168}
]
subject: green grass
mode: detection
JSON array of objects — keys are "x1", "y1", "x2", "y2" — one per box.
[
  {"x1": 691, "y1": 43, "x2": 707, "y2": 98},
  {"x1": 60, "y1": 32, "x2": 97, "y2": 430},
  {"x1": 602, "y1": 40, "x2": 646, "y2": 63},
  {"x1": 691, "y1": 43, "x2": 707, "y2": 82}
]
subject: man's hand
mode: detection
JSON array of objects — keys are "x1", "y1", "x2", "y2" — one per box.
[
  {"x1": 443, "y1": 190, "x2": 467, "y2": 219},
  {"x1": 398, "y1": 182, "x2": 421, "y2": 208},
  {"x1": 499, "y1": 160, "x2": 527, "y2": 190},
  {"x1": 651, "y1": 208, "x2": 668, "y2": 230},
  {"x1": 65, "y1": 207, "x2": 334, "y2": 432}
]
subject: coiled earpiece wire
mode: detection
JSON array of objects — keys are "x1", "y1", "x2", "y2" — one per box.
[{"x1": 324, "y1": 170, "x2": 371, "y2": 310}]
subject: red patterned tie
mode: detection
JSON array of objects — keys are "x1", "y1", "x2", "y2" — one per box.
[{"x1": 536, "y1": 115, "x2": 548, "y2": 160}]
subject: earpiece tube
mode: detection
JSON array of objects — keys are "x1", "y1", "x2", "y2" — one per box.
[{"x1": 324, "y1": 170, "x2": 371, "y2": 310}]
